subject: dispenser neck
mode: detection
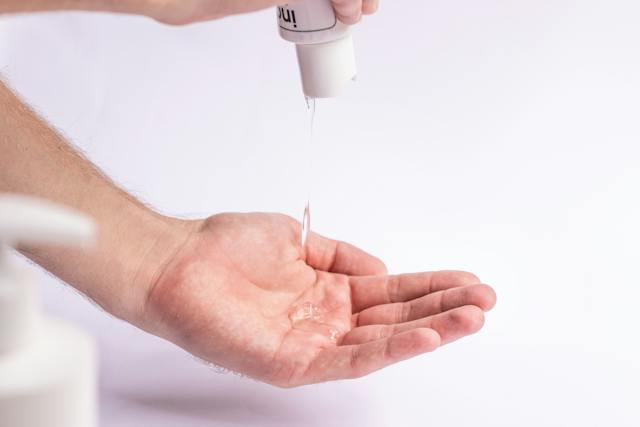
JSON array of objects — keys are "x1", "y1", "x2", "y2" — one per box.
[{"x1": 0, "y1": 252, "x2": 39, "y2": 357}]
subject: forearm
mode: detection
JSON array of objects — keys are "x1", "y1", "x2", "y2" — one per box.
[
  {"x1": 0, "y1": 80, "x2": 192, "y2": 324},
  {"x1": 0, "y1": 0, "x2": 150, "y2": 15}
]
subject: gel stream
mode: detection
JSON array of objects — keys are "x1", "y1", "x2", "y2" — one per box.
[{"x1": 301, "y1": 96, "x2": 316, "y2": 249}]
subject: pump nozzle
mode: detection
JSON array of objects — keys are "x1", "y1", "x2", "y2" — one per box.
[{"x1": 0, "y1": 194, "x2": 94, "y2": 248}]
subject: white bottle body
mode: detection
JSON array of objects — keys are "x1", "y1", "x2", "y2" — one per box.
[
  {"x1": 277, "y1": 1, "x2": 357, "y2": 98},
  {"x1": 277, "y1": 0, "x2": 350, "y2": 44},
  {"x1": 0, "y1": 267, "x2": 96, "y2": 427}
]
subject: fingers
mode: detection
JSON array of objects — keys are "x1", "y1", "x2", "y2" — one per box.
[
  {"x1": 343, "y1": 305, "x2": 486, "y2": 346},
  {"x1": 333, "y1": 0, "x2": 378, "y2": 24},
  {"x1": 332, "y1": 0, "x2": 363, "y2": 24},
  {"x1": 349, "y1": 270, "x2": 482, "y2": 313},
  {"x1": 308, "y1": 328, "x2": 440, "y2": 382},
  {"x1": 305, "y1": 231, "x2": 387, "y2": 276},
  {"x1": 356, "y1": 283, "x2": 496, "y2": 325},
  {"x1": 362, "y1": 0, "x2": 379, "y2": 15}
]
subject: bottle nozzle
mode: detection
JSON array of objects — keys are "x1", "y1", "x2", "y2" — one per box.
[
  {"x1": 0, "y1": 194, "x2": 95, "y2": 250},
  {"x1": 295, "y1": 35, "x2": 357, "y2": 98}
]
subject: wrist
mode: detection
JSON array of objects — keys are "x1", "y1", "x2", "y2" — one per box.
[{"x1": 125, "y1": 210, "x2": 202, "y2": 328}]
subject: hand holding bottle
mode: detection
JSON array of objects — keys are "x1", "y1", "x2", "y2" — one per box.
[
  {"x1": 0, "y1": 0, "x2": 378, "y2": 25},
  {"x1": 145, "y1": 0, "x2": 379, "y2": 26}
]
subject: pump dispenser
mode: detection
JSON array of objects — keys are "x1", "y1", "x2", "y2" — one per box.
[
  {"x1": 278, "y1": 0, "x2": 357, "y2": 98},
  {"x1": 0, "y1": 194, "x2": 97, "y2": 427}
]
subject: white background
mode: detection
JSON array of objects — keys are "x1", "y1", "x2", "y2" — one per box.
[{"x1": 1, "y1": 0, "x2": 639, "y2": 425}]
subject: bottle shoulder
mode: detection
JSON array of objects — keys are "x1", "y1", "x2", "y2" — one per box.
[{"x1": 279, "y1": 22, "x2": 351, "y2": 45}]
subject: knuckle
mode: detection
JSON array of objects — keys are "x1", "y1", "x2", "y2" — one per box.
[
  {"x1": 349, "y1": 347, "x2": 361, "y2": 376},
  {"x1": 394, "y1": 303, "x2": 408, "y2": 323},
  {"x1": 377, "y1": 325, "x2": 393, "y2": 341},
  {"x1": 387, "y1": 275, "x2": 400, "y2": 303}
]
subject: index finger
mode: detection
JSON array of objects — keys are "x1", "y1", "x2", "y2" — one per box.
[
  {"x1": 304, "y1": 231, "x2": 388, "y2": 276},
  {"x1": 349, "y1": 271, "x2": 481, "y2": 313}
]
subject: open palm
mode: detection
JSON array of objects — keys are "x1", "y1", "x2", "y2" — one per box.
[{"x1": 144, "y1": 213, "x2": 496, "y2": 387}]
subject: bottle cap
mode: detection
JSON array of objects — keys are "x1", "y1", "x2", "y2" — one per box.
[{"x1": 295, "y1": 35, "x2": 357, "y2": 98}]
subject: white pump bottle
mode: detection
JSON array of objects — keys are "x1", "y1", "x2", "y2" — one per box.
[
  {"x1": 0, "y1": 194, "x2": 97, "y2": 427},
  {"x1": 277, "y1": 0, "x2": 357, "y2": 98}
]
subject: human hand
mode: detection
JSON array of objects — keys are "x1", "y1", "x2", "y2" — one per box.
[
  {"x1": 1, "y1": 0, "x2": 376, "y2": 25},
  {"x1": 143, "y1": 0, "x2": 379, "y2": 26},
  {"x1": 142, "y1": 213, "x2": 496, "y2": 387}
]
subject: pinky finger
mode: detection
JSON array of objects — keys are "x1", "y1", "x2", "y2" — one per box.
[{"x1": 308, "y1": 328, "x2": 441, "y2": 383}]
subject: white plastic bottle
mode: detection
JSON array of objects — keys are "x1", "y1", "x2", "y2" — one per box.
[
  {"x1": 277, "y1": 0, "x2": 357, "y2": 98},
  {"x1": 0, "y1": 194, "x2": 97, "y2": 427}
]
